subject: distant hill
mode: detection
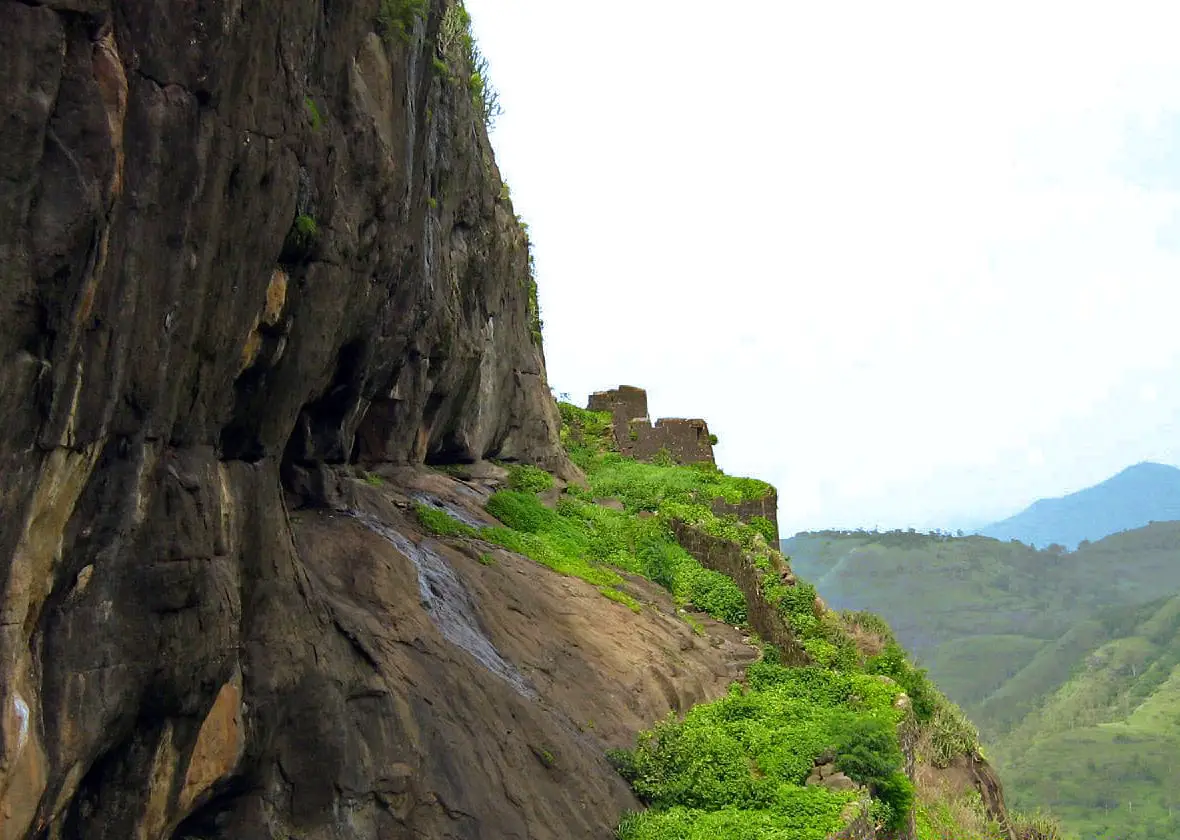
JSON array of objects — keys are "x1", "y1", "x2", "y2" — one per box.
[
  {"x1": 978, "y1": 461, "x2": 1180, "y2": 549},
  {"x1": 782, "y1": 524, "x2": 1180, "y2": 839}
]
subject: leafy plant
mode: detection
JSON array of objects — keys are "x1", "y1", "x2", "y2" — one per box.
[
  {"x1": 437, "y1": 0, "x2": 503, "y2": 128},
  {"x1": 507, "y1": 463, "x2": 554, "y2": 494},
  {"x1": 749, "y1": 516, "x2": 776, "y2": 545},
  {"x1": 834, "y1": 717, "x2": 913, "y2": 831},
  {"x1": 280, "y1": 213, "x2": 319, "y2": 264},
  {"x1": 868, "y1": 641, "x2": 937, "y2": 721},
  {"x1": 377, "y1": 0, "x2": 427, "y2": 43},
  {"x1": 304, "y1": 96, "x2": 324, "y2": 131}
]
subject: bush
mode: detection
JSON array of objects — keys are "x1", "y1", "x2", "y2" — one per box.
[
  {"x1": 281, "y1": 213, "x2": 319, "y2": 263},
  {"x1": 377, "y1": 0, "x2": 427, "y2": 43},
  {"x1": 1011, "y1": 810, "x2": 1067, "y2": 840},
  {"x1": 507, "y1": 463, "x2": 554, "y2": 494},
  {"x1": 834, "y1": 717, "x2": 912, "y2": 831},
  {"x1": 867, "y1": 642, "x2": 937, "y2": 720},
  {"x1": 749, "y1": 516, "x2": 777, "y2": 544},
  {"x1": 924, "y1": 697, "x2": 980, "y2": 767}
]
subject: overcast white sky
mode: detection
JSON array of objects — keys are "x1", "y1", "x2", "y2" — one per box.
[{"x1": 465, "y1": 0, "x2": 1180, "y2": 535}]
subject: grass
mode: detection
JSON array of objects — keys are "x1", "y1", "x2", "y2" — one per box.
[
  {"x1": 600, "y1": 586, "x2": 642, "y2": 613},
  {"x1": 280, "y1": 213, "x2": 319, "y2": 264},
  {"x1": 415, "y1": 504, "x2": 477, "y2": 538}
]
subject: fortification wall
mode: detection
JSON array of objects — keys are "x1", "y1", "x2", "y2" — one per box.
[
  {"x1": 587, "y1": 386, "x2": 715, "y2": 466},
  {"x1": 712, "y1": 490, "x2": 780, "y2": 544},
  {"x1": 670, "y1": 521, "x2": 808, "y2": 665}
]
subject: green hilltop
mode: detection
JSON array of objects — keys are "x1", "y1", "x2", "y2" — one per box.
[{"x1": 784, "y1": 526, "x2": 1180, "y2": 839}]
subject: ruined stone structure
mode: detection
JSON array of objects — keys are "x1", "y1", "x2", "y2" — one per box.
[
  {"x1": 712, "y1": 490, "x2": 780, "y2": 544},
  {"x1": 588, "y1": 387, "x2": 781, "y2": 541},
  {"x1": 670, "y1": 520, "x2": 808, "y2": 666},
  {"x1": 587, "y1": 386, "x2": 715, "y2": 466}
]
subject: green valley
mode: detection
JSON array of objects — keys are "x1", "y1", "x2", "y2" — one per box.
[{"x1": 783, "y1": 526, "x2": 1180, "y2": 839}]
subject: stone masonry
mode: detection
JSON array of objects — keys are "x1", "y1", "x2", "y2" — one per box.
[{"x1": 587, "y1": 386, "x2": 716, "y2": 466}]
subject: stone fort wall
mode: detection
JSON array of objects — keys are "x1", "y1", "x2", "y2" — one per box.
[
  {"x1": 587, "y1": 385, "x2": 716, "y2": 466},
  {"x1": 586, "y1": 386, "x2": 779, "y2": 541}
]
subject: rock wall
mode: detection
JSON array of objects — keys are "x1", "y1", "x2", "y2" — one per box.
[
  {"x1": 587, "y1": 385, "x2": 716, "y2": 465},
  {"x1": 0, "y1": 0, "x2": 580, "y2": 836},
  {"x1": 669, "y1": 520, "x2": 808, "y2": 666},
  {"x1": 712, "y1": 490, "x2": 780, "y2": 544}
]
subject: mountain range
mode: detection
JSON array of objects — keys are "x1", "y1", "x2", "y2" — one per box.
[{"x1": 978, "y1": 461, "x2": 1180, "y2": 549}]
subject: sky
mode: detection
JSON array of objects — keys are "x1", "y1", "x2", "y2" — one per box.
[{"x1": 465, "y1": 0, "x2": 1180, "y2": 536}]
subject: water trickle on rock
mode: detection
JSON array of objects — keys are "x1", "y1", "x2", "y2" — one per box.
[
  {"x1": 411, "y1": 491, "x2": 488, "y2": 529},
  {"x1": 350, "y1": 511, "x2": 534, "y2": 698}
]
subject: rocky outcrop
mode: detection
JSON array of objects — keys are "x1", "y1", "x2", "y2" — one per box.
[
  {"x1": 0, "y1": 0, "x2": 589, "y2": 836},
  {"x1": 587, "y1": 386, "x2": 716, "y2": 465},
  {"x1": 921, "y1": 751, "x2": 1016, "y2": 840}
]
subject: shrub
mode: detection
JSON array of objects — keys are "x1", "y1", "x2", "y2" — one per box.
[
  {"x1": 749, "y1": 516, "x2": 776, "y2": 544},
  {"x1": 1011, "y1": 810, "x2": 1067, "y2": 840},
  {"x1": 923, "y1": 698, "x2": 980, "y2": 768},
  {"x1": 834, "y1": 717, "x2": 913, "y2": 831},
  {"x1": 377, "y1": 0, "x2": 427, "y2": 43},
  {"x1": 507, "y1": 463, "x2": 554, "y2": 495},
  {"x1": 280, "y1": 213, "x2": 319, "y2": 264},
  {"x1": 867, "y1": 641, "x2": 937, "y2": 720},
  {"x1": 438, "y1": 0, "x2": 503, "y2": 128}
]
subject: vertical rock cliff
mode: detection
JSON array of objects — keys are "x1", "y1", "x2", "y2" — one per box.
[{"x1": 0, "y1": 0, "x2": 585, "y2": 836}]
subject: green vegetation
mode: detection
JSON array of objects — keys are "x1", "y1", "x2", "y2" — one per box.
[
  {"x1": 398, "y1": 399, "x2": 1022, "y2": 838},
  {"x1": 304, "y1": 96, "x2": 324, "y2": 131},
  {"x1": 363, "y1": 472, "x2": 384, "y2": 487},
  {"x1": 600, "y1": 586, "x2": 642, "y2": 613},
  {"x1": 526, "y1": 251, "x2": 542, "y2": 346},
  {"x1": 749, "y1": 516, "x2": 776, "y2": 544},
  {"x1": 377, "y1": 0, "x2": 427, "y2": 43},
  {"x1": 609, "y1": 659, "x2": 907, "y2": 839},
  {"x1": 415, "y1": 503, "x2": 477, "y2": 538},
  {"x1": 506, "y1": 463, "x2": 554, "y2": 494},
  {"x1": 994, "y1": 593, "x2": 1180, "y2": 839},
  {"x1": 437, "y1": 0, "x2": 502, "y2": 128},
  {"x1": 785, "y1": 527, "x2": 1180, "y2": 838},
  {"x1": 281, "y1": 213, "x2": 319, "y2": 263}
]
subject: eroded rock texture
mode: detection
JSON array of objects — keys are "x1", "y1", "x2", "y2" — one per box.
[{"x1": 0, "y1": 0, "x2": 653, "y2": 836}]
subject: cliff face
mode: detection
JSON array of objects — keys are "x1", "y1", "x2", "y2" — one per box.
[{"x1": 0, "y1": 0, "x2": 585, "y2": 836}]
